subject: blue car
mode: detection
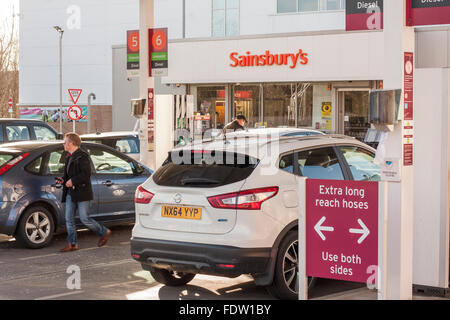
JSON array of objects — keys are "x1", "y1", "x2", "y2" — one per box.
[{"x1": 0, "y1": 141, "x2": 152, "y2": 248}]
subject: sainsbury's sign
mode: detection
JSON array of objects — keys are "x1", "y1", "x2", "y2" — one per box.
[{"x1": 229, "y1": 50, "x2": 309, "y2": 69}]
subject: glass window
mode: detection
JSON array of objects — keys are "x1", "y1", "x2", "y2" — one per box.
[
  {"x1": 342, "y1": 91, "x2": 370, "y2": 141},
  {"x1": 153, "y1": 151, "x2": 258, "y2": 188},
  {"x1": 340, "y1": 146, "x2": 380, "y2": 181},
  {"x1": 88, "y1": 147, "x2": 133, "y2": 174},
  {"x1": 326, "y1": 0, "x2": 341, "y2": 10},
  {"x1": 212, "y1": 0, "x2": 239, "y2": 37},
  {"x1": 297, "y1": 83, "x2": 313, "y2": 127},
  {"x1": 0, "y1": 125, "x2": 3, "y2": 142},
  {"x1": 263, "y1": 84, "x2": 296, "y2": 127},
  {"x1": 115, "y1": 138, "x2": 139, "y2": 154},
  {"x1": 45, "y1": 149, "x2": 68, "y2": 175},
  {"x1": 196, "y1": 86, "x2": 227, "y2": 130},
  {"x1": 6, "y1": 125, "x2": 30, "y2": 141},
  {"x1": 278, "y1": 0, "x2": 343, "y2": 12},
  {"x1": 233, "y1": 85, "x2": 260, "y2": 128},
  {"x1": 0, "y1": 154, "x2": 14, "y2": 167},
  {"x1": 297, "y1": 147, "x2": 344, "y2": 180},
  {"x1": 298, "y1": 0, "x2": 319, "y2": 11},
  {"x1": 212, "y1": 9, "x2": 225, "y2": 37},
  {"x1": 279, "y1": 153, "x2": 294, "y2": 174},
  {"x1": 25, "y1": 156, "x2": 43, "y2": 175},
  {"x1": 278, "y1": 0, "x2": 297, "y2": 13},
  {"x1": 33, "y1": 125, "x2": 57, "y2": 141}
]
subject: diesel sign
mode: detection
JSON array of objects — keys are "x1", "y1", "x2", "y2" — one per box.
[
  {"x1": 346, "y1": 0, "x2": 383, "y2": 31},
  {"x1": 407, "y1": 0, "x2": 450, "y2": 26}
]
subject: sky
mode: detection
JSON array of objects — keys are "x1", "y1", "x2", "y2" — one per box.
[{"x1": 0, "y1": 0, "x2": 19, "y2": 35}]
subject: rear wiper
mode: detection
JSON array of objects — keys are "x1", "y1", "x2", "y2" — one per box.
[{"x1": 180, "y1": 178, "x2": 220, "y2": 185}]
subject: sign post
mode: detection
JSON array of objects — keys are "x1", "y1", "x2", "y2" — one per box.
[
  {"x1": 148, "y1": 28, "x2": 168, "y2": 77},
  {"x1": 127, "y1": 30, "x2": 140, "y2": 78},
  {"x1": 299, "y1": 178, "x2": 383, "y2": 300},
  {"x1": 8, "y1": 99, "x2": 13, "y2": 117},
  {"x1": 68, "y1": 89, "x2": 82, "y2": 132}
]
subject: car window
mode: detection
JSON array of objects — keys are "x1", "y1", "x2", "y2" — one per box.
[
  {"x1": 33, "y1": 125, "x2": 57, "y2": 141},
  {"x1": 25, "y1": 156, "x2": 44, "y2": 175},
  {"x1": 279, "y1": 153, "x2": 294, "y2": 173},
  {"x1": 340, "y1": 146, "x2": 380, "y2": 181},
  {"x1": 0, "y1": 153, "x2": 14, "y2": 167},
  {"x1": 88, "y1": 147, "x2": 134, "y2": 174},
  {"x1": 297, "y1": 147, "x2": 344, "y2": 180},
  {"x1": 153, "y1": 151, "x2": 259, "y2": 188},
  {"x1": 115, "y1": 138, "x2": 139, "y2": 154},
  {"x1": 6, "y1": 125, "x2": 30, "y2": 141},
  {"x1": 44, "y1": 149, "x2": 68, "y2": 175}
]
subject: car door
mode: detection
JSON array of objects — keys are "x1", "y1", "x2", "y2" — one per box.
[
  {"x1": 42, "y1": 147, "x2": 99, "y2": 222},
  {"x1": 86, "y1": 145, "x2": 141, "y2": 221}
]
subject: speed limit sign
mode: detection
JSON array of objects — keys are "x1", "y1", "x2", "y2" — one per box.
[{"x1": 148, "y1": 28, "x2": 168, "y2": 77}]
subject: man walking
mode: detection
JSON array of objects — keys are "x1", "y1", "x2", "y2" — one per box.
[
  {"x1": 222, "y1": 114, "x2": 247, "y2": 135},
  {"x1": 57, "y1": 133, "x2": 111, "y2": 252}
]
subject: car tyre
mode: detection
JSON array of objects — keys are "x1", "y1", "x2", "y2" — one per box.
[
  {"x1": 268, "y1": 230, "x2": 316, "y2": 300},
  {"x1": 15, "y1": 206, "x2": 55, "y2": 249},
  {"x1": 150, "y1": 268, "x2": 196, "y2": 286}
]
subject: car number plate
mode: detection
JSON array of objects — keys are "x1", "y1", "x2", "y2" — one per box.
[{"x1": 161, "y1": 206, "x2": 202, "y2": 220}]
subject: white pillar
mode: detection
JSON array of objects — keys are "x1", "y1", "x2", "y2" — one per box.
[
  {"x1": 139, "y1": 0, "x2": 154, "y2": 169},
  {"x1": 382, "y1": 0, "x2": 415, "y2": 300}
]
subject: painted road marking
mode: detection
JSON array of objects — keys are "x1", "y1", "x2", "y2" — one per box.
[{"x1": 35, "y1": 290, "x2": 85, "y2": 300}]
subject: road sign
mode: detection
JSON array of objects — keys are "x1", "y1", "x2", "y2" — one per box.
[
  {"x1": 68, "y1": 105, "x2": 83, "y2": 121},
  {"x1": 306, "y1": 179, "x2": 378, "y2": 283},
  {"x1": 68, "y1": 89, "x2": 82, "y2": 105}
]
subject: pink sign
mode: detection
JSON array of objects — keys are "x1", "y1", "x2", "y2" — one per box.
[{"x1": 306, "y1": 179, "x2": 378, "y2": 283}]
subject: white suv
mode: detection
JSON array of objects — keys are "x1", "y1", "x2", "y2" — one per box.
[{"x1": 131, "y1": 134, "x2": 380, "y2": 299}]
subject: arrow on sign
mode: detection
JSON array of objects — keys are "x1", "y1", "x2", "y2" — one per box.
[
  {"x1": 349, "y1": 219, "x2": 370, "y2": 244},
  {"x1": 314, "y1": 216, "x2": 334, "y2": 241}
]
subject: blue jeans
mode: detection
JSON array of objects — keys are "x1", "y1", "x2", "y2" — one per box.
[{"x1": 65, "y1": 194, "x2": 107, "y2": 245}]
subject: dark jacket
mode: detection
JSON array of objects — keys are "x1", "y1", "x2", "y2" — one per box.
[
  {"x1": 222, "y1": 119, "x2": 245, "y2": 135},
  {"x1": 62, "y1": 148, "x2": 94, "y2": 203}
]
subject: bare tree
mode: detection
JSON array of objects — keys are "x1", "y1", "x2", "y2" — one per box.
[{"x1": 0, "y1": 11, "x2": 19, "y2": 118}]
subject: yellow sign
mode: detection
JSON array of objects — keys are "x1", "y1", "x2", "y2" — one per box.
[{"x1": 322, "y1": 102, "x2": 332, "y2": 118}]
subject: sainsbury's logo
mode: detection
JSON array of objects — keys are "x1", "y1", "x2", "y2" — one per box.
[{"x1": 229, "y1": 50, "x2": 309, "y2": 69}]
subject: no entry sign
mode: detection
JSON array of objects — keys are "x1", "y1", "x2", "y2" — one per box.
[{"x1": 306, "y1": 179, "x2": 378, "y2": 283}]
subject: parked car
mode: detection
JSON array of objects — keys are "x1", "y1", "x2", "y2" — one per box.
[
  {"x1": 131, "y1": 134, "x2": 380, "y2": 300},
  {"x1": 222, "y1": 127, "x2": 325, "y2": 138},
  {"x1": 81, "y1": 131, "x2": 140, "y2": 160},
  {"x1": 0, "y1": 141, "x2": 152, "y2": 249},
  {"x1": 0, "y1": 118, "x2": 62, "y2": 144}
]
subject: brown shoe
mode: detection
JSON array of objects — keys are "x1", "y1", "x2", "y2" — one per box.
[
  {"x1": 60, "y1": 243, "x2": 79, "y2": 253},
  {"x1": 98, "y1": 229, "x2": 111, "y2": 247}
]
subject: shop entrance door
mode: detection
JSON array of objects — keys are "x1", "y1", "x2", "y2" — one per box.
[
  {"x1": 337, "y1": 89, "x2": 370, "y2": 141},
  {"x1": 233, "y1": 85, "x2": 261, "y2": 128}
]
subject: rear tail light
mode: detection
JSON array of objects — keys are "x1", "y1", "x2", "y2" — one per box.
[
  {"x1": 135, "y1": 185, "x2": 154, "y2": 204},
  {"x1": 208, "y1": 187, "x2": 279, "y2": 210},
  {"x1": 0, "y1": 153, "x2": 30, "y2": 176}
]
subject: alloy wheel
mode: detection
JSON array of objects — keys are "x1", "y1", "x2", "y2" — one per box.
[
  {"x1": 25, "y1": 211, "x2": 51, "y2": 244},
  {"x1": 282, "y1": 239, "x2": 299, "y2": 294}
]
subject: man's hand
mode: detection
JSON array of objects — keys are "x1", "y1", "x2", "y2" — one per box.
[{"x1": 65, "y1": 179, "x2": 73, "y2": 188}]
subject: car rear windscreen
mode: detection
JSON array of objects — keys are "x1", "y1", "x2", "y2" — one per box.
[{"x1": 152, "y1": 150, "x2": 259, "y2": 188}]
